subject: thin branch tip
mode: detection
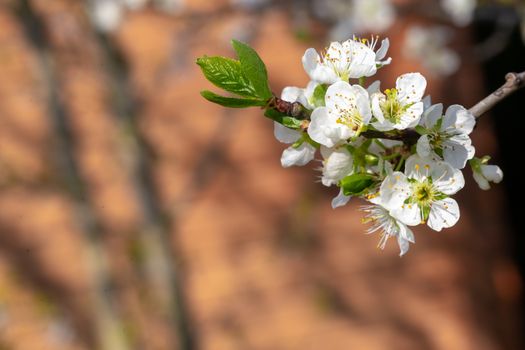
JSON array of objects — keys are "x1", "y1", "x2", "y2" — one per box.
[{"x1": 469, "y1": 70, "x2": 525, "y2": 118}]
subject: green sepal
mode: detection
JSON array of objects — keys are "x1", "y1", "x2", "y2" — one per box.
[
  {"x1": 339, "y1": 173, "x2": 375, "y2": 196},
  {"x1": 420, "y1": 204, "x2": 431, "y2": 222},
  {"x1": 231, "y1": 40, "x2": 272, "y2": 100},
  {"x1": 196, "y1": 56, "x2": 257, "y2": 97},
  {"x1": 414, "y1": 125, "x2": 428, "y2": 135},
  {"x1": 264, "y1": 109, "x2": 303, "y2": 129},
  {"x1": 200, "y1": 90, "x2": 267, "y2": 108},
  {"x1": 310, "y1": 84, "x2": 328, "y2": 107},
  {"x1": 435, "y1": 118, "x2": 443, "y2": 130},
  {"x1": 364, "y1": 154, "x2": 379, "y2": 166},
  {"x1": 433, "y1": 193, "x2": 448, "y2": 201}
]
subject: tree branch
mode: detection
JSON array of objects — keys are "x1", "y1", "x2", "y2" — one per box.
[
  {"x1": 469, "y1": 71, "x2": 525, "y2": 118},
  {"x1": 270, "y1": 70, "x2": 525, "y2": 143}
]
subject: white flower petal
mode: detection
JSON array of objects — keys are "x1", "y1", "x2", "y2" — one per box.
[
  {"x1": 302, "y1": 48, "x2": 319, "y2": 77},
  {"x1": 473, "y1": 171, "x2": 490, "y2": 190},
  {"x1": 396, "y1": 72, "x2": 427, "y2": 105},
  {"x1": 379, "y1": 172, "x2": 411, "y2": 209},
  {"x1": 371, "y1": 93, "x2": 386, "y2": 123},
  {"x1": 326, "y1": 81, "x2": 353, "y2": 111},
  {"x1": 274, "y1": 122, "x2": 301, "y2": 144},
  {"x1": 399, "y1": 224, "x2": 415, "y2": 243},
  {"x1": 331, "y1": 188, "x2": 351, "y2": 208},
  {"x1": 281, "y1": 86, "x2": 303, "y2": 103},
  {"x1": 400, "y1": 102, "x2": 424, "y2": 128},
  {"x1": 280, "y1": 143, "x2": 316, "y2": 167},
  {"x1": 397, "y1": 236, "x2": 410, "y2": 256},
  {"x1": 367, "y1": 80, "x2": 381, "y2": 95},
  {"x1": 302, "y1": 48, "x2": 338, "y2": 84},
  {"x1": 466, "y1": 144, "x2": 476, "y2": 160},
  {"x1": 416, "y1": 134, "x2": 432, "y2": 158},
  {"x1": 422, "y1": 103, "x2": 443, "y2": 129},
  {"x1": 322, "y1": 147, "x2": 354, "y2": 186},
  {"x1": 351, "y1": 84, "x2": 372, "y2": 124},
  {"x1": 308, "y1": 107, "x2": 337, "y2": 148},
  {"x1": 454, "y1": 107, "x2": 476, "y2": 134},
  {"x1": 326, "y1": 41, "x2": 347, "y2": 71},
  {"x1": 320, "y1": 145, "x2": 334, "y2": 159},
  {"x1": 427, "y1": 198, "x2": 460, "y2": 231},
  {"x1": 373, "y1": 119, "x2": 396, "y2": 132},
  {"x1": 481, "y1": 164, "x2": 503, "y2": 183},
  {"x1": 404, "y1": 154, "x2": 433, "y2": 182},
  {"x1": 442, "y1": 104, "x2": 463, "y2": 131},
  {"x1": 391, "y1": 202, "x2": 421, "y2": 226},
  {"x1": 302, "y1": 81, "x2": 319, "y2": 109},
  {"x1": 443, "y1": 140, "x2": 470, "y2": 169},
  {"x1": 346, "y1": 40, "x2": 377, "y2": 78},
  {"x1": 375, "y1": 38, "x2": 390, "y2": 61},
  {"x1": 434, "y1": 165, "x2": 465, "y2": 195},
  {"x1": 422, "y1": 95, "x2": 432, "y2": 110}
]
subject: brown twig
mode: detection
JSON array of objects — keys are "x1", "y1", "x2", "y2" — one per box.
[
  {"x1": 468, "y1": 71, "x2": 525, "y2": 118},
  {"x1": 269, "y1": 96, "x2": 312, "y2": 120}
]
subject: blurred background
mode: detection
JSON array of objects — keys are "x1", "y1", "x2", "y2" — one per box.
[{"x1": 0, "y1": 0, "x2": 523, "y2": 349}]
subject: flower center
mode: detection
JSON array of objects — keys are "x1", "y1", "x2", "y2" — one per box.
[
  {"x1": 410, "y1": 181, "x2": 436, "y2": 206},
  {"x1": 336, "y1": 109, "x2": 363, "y2": 132},
  {"x1": 428, "y1": 132, "x2": 446, "y2": 157},
  {"x1": 380, "y1": 89, "x2": 405, "y2": 124}
]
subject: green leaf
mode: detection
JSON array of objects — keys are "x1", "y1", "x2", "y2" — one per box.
[
  {"x1": 310, "y1": 84, "x2": 328, "y2": 107},
  {"x1": 201, "y1": 90, "x2": 266, "y2": 108},
  {"x1": 196, "y1": 56, "x2": 257, "y2": 97},
  {"x1": 231, "y1": 40, "x2": 272, "y2": 100},
  {"x1": 339, "y1": 174, "x2": 375, "y2": 196},
  {"x1": 264, "y1": 109, "x2": 303, "y2": 129}
]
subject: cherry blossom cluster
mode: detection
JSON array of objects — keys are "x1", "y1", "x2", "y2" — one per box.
[
  {"x1": 197, "y1": 36, "x2": 504, "y2": 256},
  {"x1": 272, "y1": 36, "x2": 503, "y2": 255}
]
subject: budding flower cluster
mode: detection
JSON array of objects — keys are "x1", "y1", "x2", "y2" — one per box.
[{"x1": 274, "y1": 36, "x2": 503, "y2": 256}]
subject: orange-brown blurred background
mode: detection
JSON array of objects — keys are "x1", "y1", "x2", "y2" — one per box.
[{"x1": 0, "y1": 0, "x2": 524, "y2": 349}]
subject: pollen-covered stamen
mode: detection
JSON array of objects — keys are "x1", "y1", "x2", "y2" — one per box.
[
  {"x1": 336, "y1": 109, "x2": 363, "y2": 131},
  {"x1": 356, "y1": 34, "x2": 380, "y2": 51},
  {"x1": 361, "y1": 205, "x2": 401, "y2": 250},
  {"x1": 330, "y1": 92, "x2": 364, "y2": 132},
  {"x1": 319, "y1": 44, "x2": 352, "y2": 80},
  {"x1": 379, "y1": 88, "x2": 411, "y2": 124}
]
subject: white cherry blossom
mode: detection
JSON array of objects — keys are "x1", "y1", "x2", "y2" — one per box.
[
  {"x1": 372, "y1": 73, "x2": 427, "y2": 131},
  {"x1": 470, "y1": 158, "x2": 503, "y2": 190},
  {"x1": 362, "y1": 204, "x2": 415, "y2": 256},
  {"x1": 417, "y1": 104, "x2": 476, "y2": 169},
  {"x1": 302, "y1": 39, "x2": 379, "y2": 84},
  {"x1": 319, "y1": 146, "x2": 354, "y2": 187},
  {"x1": 308, "y1": 81, "x2": 372, "y2": 147},
  {"x1": 379, "y1": 155, "x2": 464, "y2": 231}
]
